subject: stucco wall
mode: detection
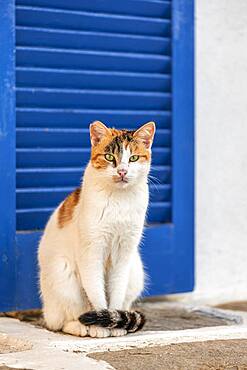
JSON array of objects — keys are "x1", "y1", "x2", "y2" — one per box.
[{"x1": 194, "y1": 0, "x2": 247, "y2": 302}]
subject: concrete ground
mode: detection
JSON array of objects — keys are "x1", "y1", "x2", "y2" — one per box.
[
  {"x1": 90, "y1": 339, "x2": 247, "y2": 370},
  {"x1": 0, "y1": 301, "x2": 247, "y2": 370}
]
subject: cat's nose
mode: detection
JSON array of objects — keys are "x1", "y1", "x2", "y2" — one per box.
[{"x1": 117, "y1": 169, "x2": 128, "y2": 178}]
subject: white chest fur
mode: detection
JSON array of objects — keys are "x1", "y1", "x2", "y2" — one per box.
[
  {"x1": 81, "y1": 184, "x2": 147, "y2": 230},
  {"x1": 77, "y1": 178, "x2": 148, "y2": 253}
]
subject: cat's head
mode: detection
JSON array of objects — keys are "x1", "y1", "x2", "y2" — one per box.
[{"x1": 89, "y1": 121, "x2": 155, "y2": 188}]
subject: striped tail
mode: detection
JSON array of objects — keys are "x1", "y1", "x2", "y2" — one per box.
[{"x1": 79, "y1": 309, "x2": 146, "y2": 333}]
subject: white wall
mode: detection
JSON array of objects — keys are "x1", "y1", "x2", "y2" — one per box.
[{"x1": 194, "y1": 0, "x2": 247, "y2": 303}]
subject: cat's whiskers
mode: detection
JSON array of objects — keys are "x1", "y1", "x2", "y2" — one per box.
[
  {"x1": 148, "y1": 177, "x2": 159, "y2": 192},
  {"x1": 148, "y1": 173, "x2": 162, "y2": 193},
  {"x1": 148, "y1": 174, "x2": 161, "y2": 184}
]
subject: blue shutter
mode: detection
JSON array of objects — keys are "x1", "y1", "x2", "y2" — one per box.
[
  {"x1": 16, "y1": 0, "x2": 173, "y2": 230},
  {"x1": 0, "y1": 0, "x2": 16, "y2": 311},
  {"x1": 0, "y1": 0, "x2": 194, "y2": 311}
]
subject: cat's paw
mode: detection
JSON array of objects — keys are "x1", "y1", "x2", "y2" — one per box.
[
  {"x1": 88, "y1": 325, "x2": 111, "y2": 338},
  {"x1": 110, "y1": 328, "x2": 127, "y2": 337},
  {"x1": 62, "y1": 321, "x2": 88, "y2": 337}
]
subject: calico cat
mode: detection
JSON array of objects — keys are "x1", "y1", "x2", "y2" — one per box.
[{"x1": 38, "y1": 120, "x2": 155, "y2": 338}]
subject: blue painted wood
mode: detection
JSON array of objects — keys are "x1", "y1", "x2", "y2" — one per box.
[
  {"x1": 15, "y1": 232, "x2": 41, "y2": 310},
  {"x1": 16, "y1": 0, "x2": 171, "y2": 19},
  {"x1": 170, "y1": 0, "x2": 194, "y2": 293},
  {"x1": 16, "y1": 27, "x2": 171, "y2": 55},
  {"x1": 16, "y1": 68, "x2": 171, "y2": 92},
  {"x1": 0, "y1": 0, "x2": 16, "y2": 311},
  {"x1": 16, "y1": 67, "x2": 171, "y2": 92},
  {"x1": 16, "y1": 89, "x2": 172, "y2": 110},
  {"x1": 16, "y1": 6, "x2": 171, "y2": 36},
  {"x1": 16, "y1": 0, "x2": 173, "y2": 240},
  {"x1": 16, "y1": 109, "x2": 172, "y2": 129},
  {"x1": 16, "y1": 48, "x2": 171, "y2": 73},
  {"x1": 0, "y1": 0, "x2": 194, "y2": 311},
  {"x1": 142, "y1": 225, "x2": 174, "y2": 294}
]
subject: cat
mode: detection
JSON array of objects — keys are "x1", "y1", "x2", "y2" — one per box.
[{"x1": 38, "y1": 120, "x2": 155, "y2": 338}]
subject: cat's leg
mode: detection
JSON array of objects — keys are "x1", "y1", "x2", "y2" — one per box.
[
  {"x1": 107, "y1": 253, "x2": 145, "y2": 336},
  {"x1": 78, "y1": 243, "x2": 108, "y2": 310},
  {"x1": 78, "y1": 247, "x2": 145, "y2": 336},
  {"x1": 42, "y1": 299, "x2": 65, "y2": 332},
  {"x1": 107, "y1": 242, "x2": 144, "y2": 311},
  {"x1": 122, "y1": 251, "x2": 145, "y2": 310},
  {"x1": 41, "y1": 257, "x2": 89, "y2": 337},
  {"x1": 107, "y1": 254, "x2": 132, "y2": 311},
  {"x1": 105, "y1": 245, "x2": 138, "y2": 337},
  {"x1": 77, "y1": 243, "x2": 112, "y2": 338}
]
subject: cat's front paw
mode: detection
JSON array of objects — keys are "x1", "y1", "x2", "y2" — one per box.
[
  {"x1": 110, "y1": 328, "x2": 127, "y2": 337},
  {"x1": 88, "y1": 325, "x2": 111, "y2": 338},
  {"x1": 62, "y1": 321, "x2": 88, "y2": 337}
]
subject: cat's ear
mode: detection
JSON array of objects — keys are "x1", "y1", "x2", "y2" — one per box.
[
  {"x1": 133, "y1": 121, "x2": 156, "y2": 149},
  {"x1": 90, "y1": 121, "x2": 110, "y2": 146}
]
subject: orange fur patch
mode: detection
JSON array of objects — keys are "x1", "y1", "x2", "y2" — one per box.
[
  {"x1": 58, "y1": 187, "x2": 81, "y2": 228},
  {"x1": 129, "y1": 140, "x2": 150, "y2": 162}
]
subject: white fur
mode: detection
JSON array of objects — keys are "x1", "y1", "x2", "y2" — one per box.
[{"x1": 38, "y1": 148, "x2": 150, "y2": 338}]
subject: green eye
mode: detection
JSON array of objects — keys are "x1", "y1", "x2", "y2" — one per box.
[
  {"x1": 129, "y1": 155, "x2": 139, "y2": 162},
  {"x1": 105, "y1": 153, "x2": 115, "y2": 162}
]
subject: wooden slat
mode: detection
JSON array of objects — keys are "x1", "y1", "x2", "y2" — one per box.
[
  {"x1": 16, "y1": 88, "x2": 171, "y2": 110},
  {"x1": 147, "y1": 202, "x2": 171, "y2": 224},
  {"x1": 16, "y1": 108, "x2": 172, "y2": 129},
  {"x1": 16, "y1": 6, "x2": 171, "y2": 37},
  {"x1": 16, "y1": 68, "x2": 171, "y2": 92},
  {"x1": 16, "y1": 0, "x2": 171, "y2": 19},
  {"x1": 16, "y1": 47, "x2": 171, "y2": 73},
  {"x1": 16, "y1": 167, "x2": 84, "y2": 188},
  {"x1": 16, "y1": 27, "x2": 171, "y2": 55}
]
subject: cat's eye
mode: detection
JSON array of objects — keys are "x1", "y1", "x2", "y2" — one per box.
[
  {"x1": 129, "y1": 155, "x2": 139, "y2": 162},
  {"x1": 105, "y1": 153, "x2": 115, "y2": 162}
]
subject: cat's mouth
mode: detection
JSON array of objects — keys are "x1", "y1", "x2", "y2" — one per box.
[{"x1": 113, "y1": 176, "x2": 129, "y2": 184}]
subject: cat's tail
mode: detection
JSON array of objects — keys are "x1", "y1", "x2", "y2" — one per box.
[{"x1": 79, "y1": 309, "x2": 146, "y2": 333}]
